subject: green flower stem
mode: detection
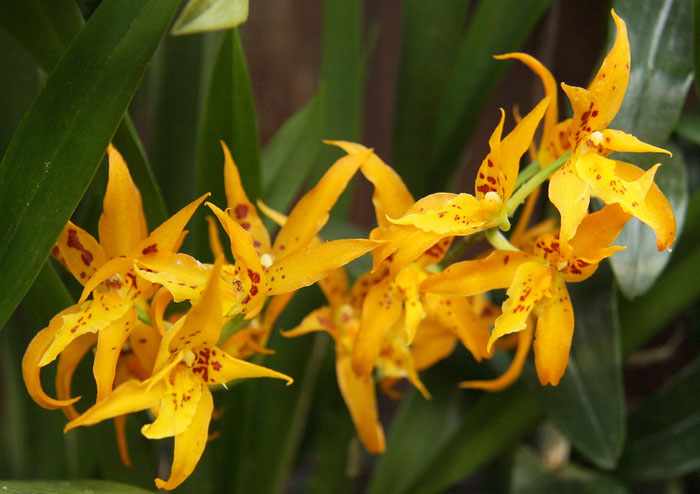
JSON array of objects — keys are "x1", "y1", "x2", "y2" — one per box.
[
  {"x1": 506, "y1": 151, "x2": 571, "y2": 217},
  {"x1": 136, "y1": 304, "x2": 171, "y2": 331},
  {"x1": 486, "y1": 229, "x2": 520, "y2": 252},
  {"x1": 513, "y1": 160, "x2": 540, "y2": 190},
  {"x1": 441, "y1": 232, "x2": 484, "y2": 266}
]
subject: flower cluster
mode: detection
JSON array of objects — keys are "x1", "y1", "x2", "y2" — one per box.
[{"x1": 23, "y1": 10, "x2": 675, "y2": 487}]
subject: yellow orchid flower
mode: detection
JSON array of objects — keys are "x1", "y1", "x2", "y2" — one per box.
[
  {"x1": 422, "y1": 204, "x2": 632, "y2": 386},
  {"x1": 350, "y1": 98, "x2": 549, "y2": 276},
  {"x1": 134, "y1": 142, "x2": 379, "y2": 326},
  {"x1": 64, "y1": 258, "x2": 292, "y2": 490},
  {"x1": 23, "y1": 145, "x2": 207, "y2": 407},
  {"x1": 499, "y1": 10, "x2": 675, "y2": 253}
]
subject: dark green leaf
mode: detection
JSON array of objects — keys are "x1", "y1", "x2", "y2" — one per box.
[
  {"x1": 309, "y1": 0, "x2": 364, "y2": 217},
  {"x1": 0, "y1": 0, "x2": 181, "y2": 329},
  {"x1": 194, "y1": 28, "x2": 260, "y2": 259},
  {"x1": 0, "y1": 480, "x2": 153, "y2": 494},
  {"x1": 620, "y1": 188, "x2": 700, "y2": 353},
  {"x1": 618, "y1": 358, "x2": 700, "y2": 481},
  {"x1": 693, "y1": 0, "x2": 700, "y2": 98},
  {"x1": 609, "y1": 0, "x2": 693, "y2": 298},
  {"x1": 0, "y1": 0, "x2": 83, "y2": 72},
  {"x1": 676, "y1": 113, "x2": 700, "y2": 146},
  {"x1": 511, "y1": 447, "x2": 627, "y2": 494},
  {"x1": 392, "y1": 0, "x2": 470, "y2": 195},
  {"x1": 524, "y1": 269, "x2": 625, "y2": 469},
  {"x1": 406, "y1": 384, "x2": 542, "y2": 494},
  {"x1": 172, "y1": 0, "x2": 249, "y2": 35},
  {"x1": 428, "y1": 0, "x2": 551, "y2": 191},
  {"x1": 262, "y1": 92, "x2": 324, "y2": 214}
]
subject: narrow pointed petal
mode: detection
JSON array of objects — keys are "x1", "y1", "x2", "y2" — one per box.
[
  {"x1": 488, "y1": 261, "x2": 551, "y2": 352},
  {"x1": 461, "y1": 322, "x2": 533, "y2": 391},
  {"x1": 206, "y1": 216, "x2": 226, "y2": 260},
  {"x1": 352, "y1": 279, "x2": 402, "y2": 376},
  {"x1": 272, "y1": 148, "x2": 372, "y2": 255},
  {"x1": 78, "y1": 257, "x2": 135, "y2": 303},
  {"x1": 499, "y1": 97, "x2": 550, "y2": 199},
  {"x1": 336, "y1": 351, "x2": 385, "y2": 454},
  {"x1": 23, "y1": 309, "x2": 83, "y2": 410},
  {"x1": 570, "y1": 203, "x2": 631, "y2": 260},
  {"x1": 576, "y1": 154, "x2": 670, "y2": 248},
  {"x1": 99, "y1": 145, "x2": 148, "y2": 258},
  {"x1": 198, "y1": 342, "x2": 293, "y2": 385},
  {"x1": 328, "y1": 141, "x2": 415, "y2": 225},
  {"x1": 539, "y1": 119, "x2": 574, "y2": 165},
  {"x1": 155, "y1": 386, "x2": 213, "y2": 490},
  {"x1": 377, "y1": 332, "x2": 431, "y2": 399},
  {"x1": 280, "y1": 306, "x2": 335, "y2": 338},
  {"x1": 534, "y1": 276, "x2": 574, "y2": 385},
  {"x1": 601, "y1": 129, "x2": 671, "y2": 155},
  {"x1": 65, "y1": 377, "x2": 165, "y2": 432},
  {"x1": 256, "y1": 199, "x2": 287, "y2": 227},
  {"x1": 427, "y1": 294, "x2": 491, "y2": 361},
  {"x1": 410, "y1": 317, "x2": 457, "y2": 371},
  {"x1": 262, "y1": 292, "x2": 296, "y2": 333},
  {"x1": 388, "y1": 229, "x2": 449, "y2": 278},
  {"x1": 318, "y1": 268, "x2": 349, "y2": 309},
  {"x1": 150, "y1": 288, "x2": 173, "y2": 336},
  {"x1": 39, "y1": 293, "x2": 132, "y2": 366},
  {"x1": 266, "y1": 239, "x2": 379, "y2": 295},
  {"x1": 171, "y1": 259, "x2": 224, "y2": 350},
  {"x1": 94, "y1": 309, "x2": 136, "y2": 401},
  {"x1": 142, "y1": 369, "x2": 203, "y2": 439},
  {"x1": 222, "y1": 142, "x2": 271, "y2": 253},
  {"x1": 416, "y1": 237, "x2": 453, "y2": 267},
  {"x1": 587, "y1": 10, "x2": 629, "y2": 128},
  {"x1": 475, "y1": 109, "x2": 505, "y2": 202},
  {"x1": 56, "y1": 222, "x2": 107, "y2": 285},
  {"x1": 395, "y1": 265, "x2": 427, "y2": 342},
  {"x1": 548, "y1": 163, "x2": 590, "y2": 251},
  {"x1": 496, "y1": 54, "x2": 558, "y2": 144},
  {"x1": 114, "y1": 415, "x2": 132, "y2": 467},
  {"x1": 135, "y1": 253, "x2": 209, "y2": 304},
  {"x1": 349, "y1": 265, "x2": 391, "y2": 309},
  {"x1": 421, "y1": 251, "x2": 531, "y2": 296},
  {"x1": 136, "y1": 193, "x2": 210, "y2": 258},
  {"x1": 613, "y1": 160, "x2": 677, "y2": 250},
  {"x1": 389, "y1": 193, "x2": 487, "y2": 235},
  {"x1": 561, "y1": 84, "x2": 605, "y2": 141},
  {"x1": 56, "y1": 333, "x2": 97, "y2": 419}
]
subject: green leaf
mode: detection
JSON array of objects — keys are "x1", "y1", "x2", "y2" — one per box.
[
  {"x1": 172, "y1": 0, "x2": 249, "y2": 36},
  {"x1": 368, "y1": 360, "x2": 478, "y2": 494},
  {"x1": 676, "y1": 113, "x2": 700, "y2": 146},
  {"x1": 511, "y1": 447, "x2": 627, "y2": 494},
  {"x1": 693, "y1": 0, "x2": 700, "y2": 98},
  {"x1": 0, "y1": 0, "x2": 180, "y2": 330},
  {"x1": 620, "y1": 187, "x2": 700, "y2": 353},
  {"x1": 609, "y1": 0, "x2": 694, "y2": 298},
  {"x1": 0, "y1": 480, "x2": 154, "y2": 494},
  {"x1": 392, "y1": 0, "x2": 471, "y2": 195},
  {"x1": 428, "y1": 0, "x2": 551, "y2": 191},
  {"x1": 610, "y1": 146, "x2": 688, "y2": 299},
  {"x1": 0, "y1": 0, "x2": 83, "y2": 72},
  {"x1": 309, "y1": 0, "x2": 364, "y2": 217},
  {"x1": 262, "y1": 92, "x2": 325, "y2": 214},
  {"x1": 524, "y1": 269, "x2": 625, "y2": 470},
  {"x1": 194, "y1": 28, "x2": 261, "y2": 260},
  {"x1": 406, "y1": 384, "x2": 542, "y2": 494},
  {"x1": 618, "y1": 358, "x2": 700, "y2": 481}
]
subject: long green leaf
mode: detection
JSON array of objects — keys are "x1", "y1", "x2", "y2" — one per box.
[
  {"x1": 0, "y1": 480, "x2": 153, "y2": 494},
  {"x1": 524, "y1": 270, "x2": 625, "y2": 469},
  {"x1": 194, "y1": 28, "x2": 260, "y2": 260},
  {"x1": 511, "y1": 448, "x2": 627, "y2": 494},
  {"x1": 428, "y1": 0, "x2": 551, "y2": 191},
  {"x1": 0, "y1": 0, "x2": 181, "y2": 330},
  {"x1": 172, "y1": 0, "x2": 249, "y2": 35},
  {"x1": 609, "y1": 0, "x2": 693, "y2": 298},
  {"x1": 262, "y1": 92, "x2": 325, "y2": 214},
  {"x1": 391, "y1": 0, "x2": 471, "y2": 195},
  {"x1": 618, "y1": 358, "x2": 700, "y2": 481}
]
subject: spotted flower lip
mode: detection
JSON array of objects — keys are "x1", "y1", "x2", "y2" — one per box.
[
  {"x1": 422, "y1": 203, "x2": 631, "y2": 386},
  {"x1": 23, "y1": 145, "x2": 208, "y2": 407},
  {"x1": 499, "y1": 10, "x2": 675, "y2": 253},
  {"x1": 64, "y1": 258, "x2": 292, "y2": 490}
]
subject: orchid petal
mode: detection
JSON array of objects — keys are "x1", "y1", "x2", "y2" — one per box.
[
  {"x1": 534, "y1": 276, "x2": 574, "y2": 385},
  {"x1": 427, "y1": 294, "x2": 491, "y2": 361},
  {"x1": 280, "y1": 306, "x2": 335, "y2": 338},
  {"x1": 78, "y1": 256, "x2": 135, "y2": 303},
  {"x1": 135, "y1": 253, "x2": 209, "y2": 304},
  {"x1": 93, "y1": 308, "x2": 136, "y2": 401},
  {"x1": 206, "y1": 216, "x2": 226, "y2": 260},
  {"x1": 410, "y1": 316, "x2": 457, "y2": 371},
  {"x1": 197, "y1": 342, "x2": 292, "y2": 385},
  {"x1": 569, "y1": 203, "x2": 631, "y2": 260},
  {"x1": 56, "y1": 222, "x2": 107, "y2": 285},
  {"x1": 142, "y1": 368, "x2": 203, "y2": 439},
  {"x1": 548, "y1": 162, "x2": 590, "y2": 252},
  {"x1": 318, "y1": 268, "x2": 349, "y2": 309},
  {"x1": 99, "y1": 145, "x2": 148, "y2": 258},
  {"x1": 600, "y1": 129, "x2": 671, "y2": 156},
  {"x1": 56, "y1": 333, "x2": 97, "y2": 419}
]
